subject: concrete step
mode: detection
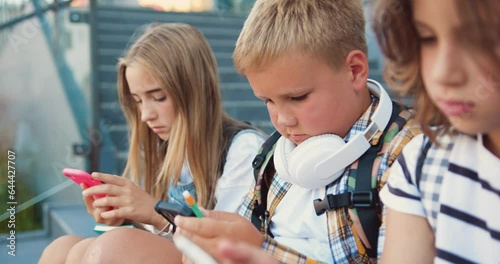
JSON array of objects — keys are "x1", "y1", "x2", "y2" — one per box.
[
  {"x1": 95, "y1": 8, "x2": 247, "y2": 29},
  {"x1": 0, "y1": 202, "x2": 99, "y2": 263},
  {"x1": 97, "y1": 23, "x2": 243, "y2": 40},
  {"x1": 0, "y1": 231, "x2": 52, "y2": 263},
  {"x1": 44, "y1": 202, "x2": 98, "y2": 240}
]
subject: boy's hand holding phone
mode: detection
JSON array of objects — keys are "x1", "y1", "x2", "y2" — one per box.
[
  {"x1": 154, "y1": 200, "x2": 195, "y2": 233},
  {"x1": 173, "y1": 210, "x2": 264, "y2": 260}
]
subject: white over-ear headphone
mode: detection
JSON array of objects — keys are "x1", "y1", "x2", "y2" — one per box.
[{"x1": 273, "y1": 79, "x2": 393, "y2": 189}]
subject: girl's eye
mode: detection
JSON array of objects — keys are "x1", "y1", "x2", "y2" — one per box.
[
  {"x1": 418, "y1": 36, "x2": 437, "y2": 45},
  {"x1": 263, "y1": 99, "x2": 272, "y2": 104},
  {"x1": 134, "y1": 100, "x2": 142, "y2": 105},
  {"x1": 154, "y1": 96, "x2": 166, "y2": 102},
  {"x1": 291, "y1": 94, "x2": 308, "y2": 101}
]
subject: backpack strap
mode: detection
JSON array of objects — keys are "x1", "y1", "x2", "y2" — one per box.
[
  {"x1": 250, "y1": 131, "x2": 281, "y2": 230},
  {"x1": 312, "y1": 101, "x2": 403, "y2": 258},
  {"x1": 354, "y1": 101, "x2": 401, "y2": 258},
  {"x1": 252, "y1": 131, "x2": 281, "y2": 179}
]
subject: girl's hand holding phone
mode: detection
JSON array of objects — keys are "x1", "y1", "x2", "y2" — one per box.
[
  {"x1": 81, "y1": 183, "x2": 125, "y2": 226},
  {"x1": 82, "y1": 172, "x2": 165, "y2": 229},
  {"x1": 62, "y1": 168, "x2": 105, "y2": 198},
  {"x1": 62, "y1": 168, "x2": 122, "y2": 226}
]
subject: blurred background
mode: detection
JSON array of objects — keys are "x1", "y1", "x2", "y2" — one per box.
[{"x1": 0, "y1": 0, "x2": 387, "y2": 262}]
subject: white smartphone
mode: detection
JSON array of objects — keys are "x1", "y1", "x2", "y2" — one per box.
[{"x1": 172, "y1": 235, "x2": 218, "y2": 264}]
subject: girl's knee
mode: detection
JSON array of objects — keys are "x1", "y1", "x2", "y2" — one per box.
[
  {"x1": 82, "y1": 229, "x2": 182, "y2": 264},
  {"x1": 66, "y1": 237, "x2": 96, "y2": 263},
  {"x1": 81, "y1": 229, "x2": 141, "y2": 263},
  {"x1": 39, "y1": 235, "x2": 85, "y2": 264}
]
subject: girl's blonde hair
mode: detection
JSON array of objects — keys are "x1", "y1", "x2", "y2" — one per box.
[
  {"x1": 372, "y1": 0, "x2": 500, "y2": 142},
  {"x1": 117, "y1": 23, "x2": 238, "y2": 208}
]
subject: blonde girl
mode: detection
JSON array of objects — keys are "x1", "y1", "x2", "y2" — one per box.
[{"x1": 39, "y1": 23, "x2": 265, "y2": 263}]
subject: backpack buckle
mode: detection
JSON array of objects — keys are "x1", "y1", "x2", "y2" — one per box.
[
  {"x1": 313, "y1": 191, "x2": 377, "y2": 216},
  {"x1": 351, "y1": 191, "x2": 377, "y2": 208},
  {"x1": 313, "y1": 192, "x2": 351, "y2": 216}
]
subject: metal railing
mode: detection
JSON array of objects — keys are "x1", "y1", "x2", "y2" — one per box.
[{"x1": 0, "y1": 0, "x2": 72, "y2": 31}]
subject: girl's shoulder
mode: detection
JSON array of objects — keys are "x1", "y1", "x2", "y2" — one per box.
[
  {"x1": 402, "y1": 131, "x2": 476, "y2": 176},
  {"x1": 233, "y1": 128, "x2": 266, "y2": 140},
  {"x1": 402, "y1": 130, "x2": 468, "y2": 155},
  {"x1": 229, "y1": 129, "x2": 266, "y2": 149}
]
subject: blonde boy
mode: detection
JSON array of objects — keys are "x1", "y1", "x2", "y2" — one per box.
[{"x1": 176, "y1": 0, "x2": 420, "y2": 263}]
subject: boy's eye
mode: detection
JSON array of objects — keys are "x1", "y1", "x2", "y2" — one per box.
[{"x1": 291, "y1": 94, "x2": 308, "y2": 101}]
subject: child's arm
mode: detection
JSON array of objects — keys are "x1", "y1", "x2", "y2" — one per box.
[
  {"x1": 381, "y1": 209, "x2": 435, "y2": 263},
  {"x1": 379, "y1": 134, "x2": 434, "y2": 263},
  {"x1": 217, "y1": 239, "x2": 279, "y2": 264},
  {"x1": 261, "y1": 236, "x2": 321, "y2": 263},
  {"x1": 174, "y1": 209, "x2": 322, "y2": 263},
  {"x1": 173, "y1": 210, "x2": 264, "y2": 258}
]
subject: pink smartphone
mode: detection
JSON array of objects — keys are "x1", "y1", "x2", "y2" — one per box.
[{"x1": 62, "y1": 168, "x2": 106, "y2": 198}]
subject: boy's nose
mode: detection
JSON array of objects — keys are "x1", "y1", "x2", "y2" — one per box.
[{"x1": 277, "y1": 112, "x2": 297, "y2": 127}]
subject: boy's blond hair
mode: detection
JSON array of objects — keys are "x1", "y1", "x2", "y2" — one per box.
[{"x1": 234, "y1": 0, "x2": 367, "y2": 74}]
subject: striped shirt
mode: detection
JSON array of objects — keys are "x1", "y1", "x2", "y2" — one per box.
[{"x1": 380, "y1": 133, "x2": 500, "y2": 263}]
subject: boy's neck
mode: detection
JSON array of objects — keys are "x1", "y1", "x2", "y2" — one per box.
[
  {"x1": 340, "y1": 87, "x2": 373, "y2": 138},
  {"x1": 357, "y1": 87, "x2": 373, "y2": 121}
]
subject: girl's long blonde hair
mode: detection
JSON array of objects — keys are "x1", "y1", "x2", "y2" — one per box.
[{"x1": 117, "y1": 23, "x2": 229, "y2": 208}]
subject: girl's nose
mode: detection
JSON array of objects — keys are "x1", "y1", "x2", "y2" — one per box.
[
  {"x1": 140, "y1": 103, "x2": 157, "y2": 122},
  {"x1": 431, "y1": 42, "x2": 467, "y2": 87}
]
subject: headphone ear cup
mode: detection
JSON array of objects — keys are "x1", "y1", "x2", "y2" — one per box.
[
  {"x1": 274, "y1": 134, "x2": 348, "y2": 189},
  {"x1": 273, "y1": 136, "x2": 296, "y2": 180},
  {"x1": 289, "y1": 134, "x2": 346, "y2": 181}
]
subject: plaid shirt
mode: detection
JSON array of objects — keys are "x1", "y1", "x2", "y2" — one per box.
[{"x1": 239, "y1": 95, "x2": 421, "y2": 263}]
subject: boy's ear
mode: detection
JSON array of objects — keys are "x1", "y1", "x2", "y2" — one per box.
[{"x1": 344, "y1": 50, "x2": 369, "y2": 92}]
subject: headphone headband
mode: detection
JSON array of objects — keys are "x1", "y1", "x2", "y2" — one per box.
[{"x1": 363, "y1": 79, "x2": 393, "y2": 141}]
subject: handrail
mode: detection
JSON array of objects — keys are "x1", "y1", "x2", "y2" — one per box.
[{"x1": 0, "y1": 0, "x2": 73, "y2": 31}]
